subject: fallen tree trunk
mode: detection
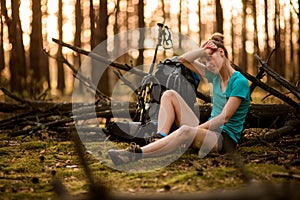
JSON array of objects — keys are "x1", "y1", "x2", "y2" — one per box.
[
  {"x1": 244, "y1": 103, "x2": 297, "y2": 128},
  {"x1": 0, "y1": 101, "x2": 297, "y2": 137},
  {"x1": 262, "y1": 120, "x2": 300, "y2": 142},
  {"x1": 0, "y1": 101, "x2": 297, "y2": 123}
]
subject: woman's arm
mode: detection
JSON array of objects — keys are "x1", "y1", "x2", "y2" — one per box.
[
  {"x1": 179, "y1": 48, "x2": 207, "y2": 77},
  {"x1": 199, "y1": 96, "x2": 243, "y2": 130}
]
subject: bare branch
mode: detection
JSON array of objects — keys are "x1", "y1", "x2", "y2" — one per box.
[{"x1": 52, "y1": 38, "x2": 131, "y2": 71}]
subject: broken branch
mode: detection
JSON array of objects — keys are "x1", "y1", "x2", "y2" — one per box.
[{"x1": 255, "y1": 54, "x2": 300, "y2": 100}]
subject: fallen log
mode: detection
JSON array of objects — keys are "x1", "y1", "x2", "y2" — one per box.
[
  {"x1": 0, "y1": 101, "x2": 297, "y2": 137},
  {"x1": 0, "y1": 102, "x2": 28, "y2": 113},
  {"x1": 201, "y1": 103, "x2": 297, "y2": 129},
  {"x1": 262, "y1": 120, "x2": 300, "y2": 142},
  {"x1": 8, "y1": 117, "x2": 74, "y2": 137},
  {"x1": 0, "y1": 101, "x2": 297, "y2": 129}
]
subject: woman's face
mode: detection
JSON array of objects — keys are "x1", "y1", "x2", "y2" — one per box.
[{"x1": 202, "y1": 48, "x2": 224, "y2": 74}]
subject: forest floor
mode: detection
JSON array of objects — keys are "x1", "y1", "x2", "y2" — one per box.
[{"x1": 0, "y1": 127, "x2": 299, "y2": 200}]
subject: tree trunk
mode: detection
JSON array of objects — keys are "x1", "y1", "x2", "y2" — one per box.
[
  {"x1": 113, "y1": 0, "x2": 120, "y2": 60},
  {"x1": 274, "y1": 0, "x2": 285, "y2": 77},
  {"x1": 74, "y1": 0, "x2": 82, "y2": 68},
  {"x1": 42, "y1": 0, "x2": 50, "y2": 89},
  {"x1": 264, "y1": 0, "x2": 270, "y2": 61},
  {"x1": 231, "y1": 5, "x2": 235, "y2": 61},
  {"x1": 198, "y1": 0, "x2": 202, "y2": 44},
  {"x1": 2, "y1": 0, "x2": 27, "y2": 94},
  {"x1": 89, "y1": 0, "x2": 100, "y2": 97},
  {"x1": 252, "y1": 0, "x2": 259, "y2": 74},
  {"x1": 298, "y1": 0, "x2": 300, "y2": 84},
  {"x1": 73, "y1": 0, "x2": 83, "y2": 93},
  {"x1": 13, "y1": 0, "x2": 27, "y2": 93},
  {"x1": 91, "y1": 1, "x2": 108, "y2": 47},
  {"x1": 96, "y1": 0, "x2": 110, "y2": 96},
  {"x1": 187, "y1": 1, "x2": 191, "y2": 34},
  {"x1": 137, "y1": 0, "x2": 145, "y2": 66},
  {"x1": 0, "y1": 3, "x2": 4, "y2": 74},
  {"x1": 30, "y1": 0, "x2": 44, "y2": 94},
  {"x1": 90, "y1": 0, "x2": 96, "y2": 49},
  {"x1": 289, "y1": 6, "x2": 295, "y2": 83},
  {"x1": 161, "y1": 0, "x2": 165, "y2": 24},
  {"x1": 56, "y1": 0, "x2": 65, "y2": 92},
  {"x1": 240, "y1": 0, "x2": 248, "y2": 72},
  {"x1": 215, "y1": 0, "x2": 223, "y2": 34},
  {"x1": 178, "y1": 0, "x2": 182, "y2": 49}
]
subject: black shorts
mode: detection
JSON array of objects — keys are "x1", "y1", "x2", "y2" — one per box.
[{"x1": 219, "y1": 131, "x2": 238, "y2": 154}]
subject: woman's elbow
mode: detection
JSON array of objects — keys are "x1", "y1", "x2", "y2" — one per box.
[
  {"x1": 223, "y1": 118, "x2": 229, "y2": 125},
  {"x1": 221, "y1": 113, "x2": 231, "y2": 124},
  {"x1": 179, "y1": 57, "x2": 189, "y2": 65},
  {"x1": 224, "y1": 114, "x2": 233, "y2": 124}
]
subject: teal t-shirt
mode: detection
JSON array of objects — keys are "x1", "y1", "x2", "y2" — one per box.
[{"x1": 205, "y1": 70, "x2": 250, "y2": 143}]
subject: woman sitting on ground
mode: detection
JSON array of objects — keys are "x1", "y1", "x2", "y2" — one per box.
[{"x1": 108, "y1": 33, "x2": 250, "y2": 166}]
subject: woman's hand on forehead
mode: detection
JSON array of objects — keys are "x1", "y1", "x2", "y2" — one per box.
[{"x1": 204, "y1": 41, "x2": 218, "y2": 51}]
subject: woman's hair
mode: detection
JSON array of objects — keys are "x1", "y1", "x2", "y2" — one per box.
[
  {"x1": 203, "y1": 32, "x2": 228, "y2": 58},
  {"x1": 210, "y1": 32, "x2": 224, "y2": 43}
]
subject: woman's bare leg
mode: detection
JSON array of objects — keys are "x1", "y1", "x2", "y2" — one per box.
[
  {"x1": 157, "y1": 90, "x2": 199, "y2": 134},
  {"x1": 191, "y1": 129, "x2": 221, "y2": 152},
  {"x1": 142, "y1": 125, "x2": 198, "y2": 158},
  {"x1": 142, "y1": 126, "x2": 221, "y2": 158}
]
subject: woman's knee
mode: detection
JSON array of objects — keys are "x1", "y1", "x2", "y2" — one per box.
[
  {"x1": 161, "y1": 90, "x2": 181, "y2": 104},
  {"x1": 175, "y1": 125, "x2": 197, "y2": 141},
  {"x1": 163, "y1": 89, "x2": 181, "y2": 99}
]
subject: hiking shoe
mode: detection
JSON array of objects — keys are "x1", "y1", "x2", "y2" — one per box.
[{"x1": 108, "y1": 143, "x2": 143, "y2": 166}]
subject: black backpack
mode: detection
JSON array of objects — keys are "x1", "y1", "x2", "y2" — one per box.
[
  {"x1": 106, "y1": 56, "x2": 200, "y2": 145},
  {"x1": 141, "y1": 56, "x2": 200, "y2": 122},
  {"x1": 154, "y1": 57, "x2": 200, "y2": 104}
]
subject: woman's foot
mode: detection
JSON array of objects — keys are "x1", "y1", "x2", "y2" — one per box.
[{"x1": 108, "y1": 143, "x2": 143, "y2": 166}]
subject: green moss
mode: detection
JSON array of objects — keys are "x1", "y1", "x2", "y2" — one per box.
[
  {"x1": 0, "y1": 133, "x2": 299, "y2": 198},
  {"x1": 239, "y1": 145, "x2": 270, "y2": 154},
  {"x1": 0, "y1": 146, "x2": 14, "y2": 155},
  {"x1": 56, "y1": 141, "x2": 75, "y2": 152},
  {"x1": 246, "y1": 163, "x2": 290, "y2": 181},
  {"x1": 21, "y1": 141, "x2": 47, "y2": 150},
  {"x1": 163, "y1": 171, "x2": 198, "y2": 185}
]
